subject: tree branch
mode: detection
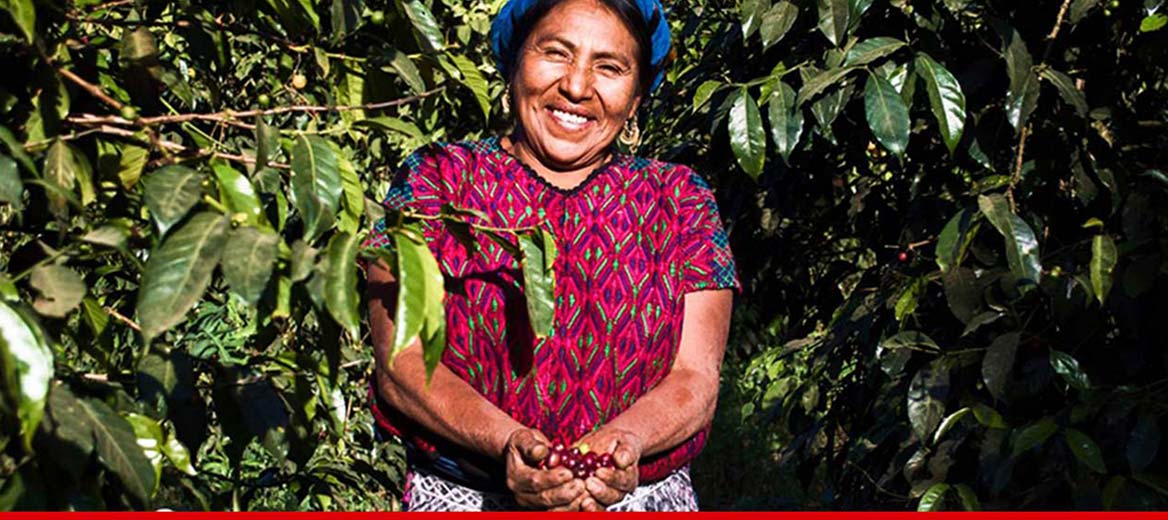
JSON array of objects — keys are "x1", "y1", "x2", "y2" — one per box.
[{"x1": 57, "y1": 67, "x2": 125, "y2": 110}]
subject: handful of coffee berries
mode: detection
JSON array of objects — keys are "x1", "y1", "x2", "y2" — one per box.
[{"x1": 538, "y1": 441, "x2": 615, "y2": 479}]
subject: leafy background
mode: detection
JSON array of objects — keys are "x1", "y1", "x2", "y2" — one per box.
[{"x1": 1, "y1": 0, "x2": 1167, "y2": 511}]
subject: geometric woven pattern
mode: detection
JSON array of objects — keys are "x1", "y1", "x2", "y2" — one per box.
[
  {"x1": 365, "y1": 137, "x2": 739, "y2": 482},
  {"x1": 403, "y1": 465, "x2": 699, "y2": 511}
]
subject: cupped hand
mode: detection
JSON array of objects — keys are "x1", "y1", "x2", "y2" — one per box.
[
  {"x1": 574, "y1": 427, "x2": 643, "y2": 511},
  {"x1": 503, "y1": 428, "x2": 589, "y2": 510}
]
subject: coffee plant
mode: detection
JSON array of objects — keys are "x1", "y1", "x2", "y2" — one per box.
[{"x1": 0, "y1": 0, "x2": 1165, "y2": 511}]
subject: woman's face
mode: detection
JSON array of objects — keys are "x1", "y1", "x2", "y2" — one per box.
[{"x1": 511, "y1": 0, "x2": 643, "y2": 171}]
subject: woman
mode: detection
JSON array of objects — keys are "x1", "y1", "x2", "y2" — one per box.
[{"x1": 364, "y1": 0, "x2": 738, "y2": 511}]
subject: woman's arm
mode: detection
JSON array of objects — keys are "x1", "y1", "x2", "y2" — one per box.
[
  {"x1": 576, "y1": 288, "x2": 733, "y2": 509},
  {"x1": 367, "y1": 259, "x2": 586, "y2": 509}
]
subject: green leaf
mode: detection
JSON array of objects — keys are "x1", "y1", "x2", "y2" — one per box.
[
  {"x1": 0, "y1": 154, "x2": 23, "y2": 211},
  {"x1": 981, "y1": 332, "x2": 1019, "y2": 402},
  {"x1": 161, "y1": 426, "x2": 196, "y2": 476},
  {"x1": 123, "y1": 412, "x2": 164, "y2": 489},
  {"x1": 221, "y1": 227, "x2": 278, "y2": 306},
  {"x1": 864, "y1": 73, "x2": 910, "y2": 157},
  {"x1": 1039, "y1": 68, "x2": 1089, "y2": 118},
  {"x1": 448, "y1": 52, "x2": 491, "y2": 121},
  {"x1": 880, "y1": 330, "x2": 941, "y2": 352},
  {"x1": 212, "y1": 161, "x2": 270, "y2": 230},
  {"x1": 977, "y1": 194, "x2": 1042, "y2": 285},
  {"x1": 137, "y1": 212, "x2": 229, "y2": 344},
  {"x1": 915, "y1": 53, "x2": 966, "y2": 154},
  {"x1": 918, "y1": 482, "x2": 950, "y2": 511},
  {"x1": 971, "y1": 403, "x2": 1009, "y2": 429},
  {"x1": 1090, "y1": 234, "x2": 1118, "y2": 305},
  {"x1": 767, "y1": 79, "x2": 803, "y2": 164},
  {"x1": 1134, "y1": 473, "x2": 1168, "y2": 499},
  {"x1": 46, "y1": 384, "x2": 94, "y2": 477},
  {"x1": 936, "y1": 209, "x2": 976, "y2": 273},
  {"x1": 143, "y1": 165, "x2": 206, "y2": 237},
  {"x1": 933, "y1": 406, "x2": 970, "y2": 445},
  {"x1": 954, "y1": 484, "x2": 980, "y2": 511},
  {"x1": 97, "y1": 139, "x2": 149, "y2": 191},
  {"x1": 1012, "y1": 417, "x2": 1057, "y2": 456},
  {"x1": 895, "y1": 277, "x2": 924, "y2": 321},
  {"x1": 729, "y1": 88, "x2": 766, "y2": 178},
  {"x1": 1002, "y1": 26, "x2": 1039, "y2": 132},
  {"x1": 324, "y1": 231, "x2": 361, "y2": 337},
  {"x1": 1128, "y1": 413, "x2": 1161, "y2": 473},
  {"x1": 908, "y1": 360, "x2": 949, "y2": 440},
  {"x1": 739, "y1": 0, "x2": 767, "y2": 39},
  {"x1": 290, "y1": 239, "x2": 319, "y2": 282},
  {"x1": 760, "y1": 1, "x2": 799, "y2": 50},
  {"x1": 29, "y1": 264, "x2": 85, "y2": 318},
  {"x1": 693, "y1": 80, "x2": 723, "y2": 112},
  {"x1": 1050, "y1": 349, "x2": 1091, "y2": 390},
  {"x1": 1070, "y1": 0, "x2": 1102, "y2": 24},
  {"x1": 816, "y1": 0, "x2": 850, "y2": 46},
  {"x1": 1141, "y1": 13, "x2": 1168, "y2": 32},
  {"x1": 329, "y1": 0, "x2": 362, "y2": 40},
  {"x1": 843, "y1": 37, "x2": 905, "y2": 66},
  {"x1": 1065, "y1": 428, "x2": 1107, "y2": 473},
  {"x1": 255, "y1": 117, "x2": 279, "y2": 171},
  {"x1": 385, "y1": 48, "x2": 427, "y2": 95},
  {"x1": 390, "y1": 228, "x2": 438, "y2": 361},
  {"x1": 291, "y1": 135, "x2": 344, "y2": 243},
  {"x1": 44, "y1": 140, "x2": 79, "y2": 219},
  {"x1": 75, "y1": 392, "x2": 156, "y2": 505},
  {"x1": 397, "y1": 0, "x2": 444, "y2": 53},
  {"x1": 0, "y1": 0, "x2": 36, "y2": 43},
  {"x1": 796, "y1": 66, "x2": 857, "y2": 105},
  {"x1": 518, "y1": 229, "x2": 557, "y2": 339},
  {"x1": 0, "y1": 300, "x2": 53, "y2": 449},
  {"x1": 330, "y1": 142, "x2": 364, "y2": 235}
]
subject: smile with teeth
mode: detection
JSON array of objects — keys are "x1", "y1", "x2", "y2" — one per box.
[{"x1": 548, "y1": 107, "x2": 593, "y2": 129}]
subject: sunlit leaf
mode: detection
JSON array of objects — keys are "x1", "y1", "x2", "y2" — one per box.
[
  {"x1": 517, "y1": 229, "x2": 557, "y2": 339},
  {"x1": 390, "y1": 227, "x2": 440, "y2": 362},
  {"x1": 76, "y1": 392, "x2": 156, "y2": 505},
  {"x1": 915, "y1": 53, "x2": 966, "y2": 154},
  {"x1": 933, "y1": 406, "x2": 970, "y2": 445},
  {"x1": 212, "y1": 161, "x2": 270, "y2": 230},
  {"x1": 796, "y1": 66, "x2": 857, "y2": 105},
  {"x1": 143, "y1": 165, "x2": 205, "y2": 237},
  {"x1": 324, "y1": 231, "x2": 361, "y2": 337},
  {"x1": 978, "y1": 194, "x2": 1042, "y2": 285},
  {"x1": 864, "y1": 73, "x2": 910, "y2": 157},
  {"x1": 30, "y1": 264, "x2": 85, "y2": 318},
  {"x1": 693, "y1": 80, "x2": 723, "y2": 112},
  {"x1": 397, "y1": 0, "x2": 444, "y2": 53},
  {"x1": 936, "y1": 209, "x2": 976, "y2": 273},
  {"x1": 1140, "y1": 13, "x2": 1168, "y2": 32},
  {"x1": 291, "y1": 135, "x2": 343, "y2": 243},
  {"x1": 1090, "y1": 234, "x2": 1118, "y2": 305},
  {"x1": 448, "y1": 52, "x2": 491, "y2": 121},
  {"x1": 44, "y1": 140, "x2": 79, "y2": 219},
  {"x1": 124, "y1": 412, "x2": 165, "y2": 489},
  {"x1": 760, "y1": 1, "x2": 799, "y2": 50},
  {"x1": 1002, "y1": 26, "x2": 1039, "y2": 132},
  {"x1": 0, "y1": 0, "x2": 36, "y2": 43},
  {"x1": 816, "y1": 0, "x2": 850, "y2": 46},
  {"x1": 843, "y1": 37, "x2": 905, "y2": 66},
  {"x1": 729, "y1": 88, "x2": 766, "y2": 178},
  {"x1": 1012, "y1": 417, "x2": 1057, "y2": 456},
  {"x1": 0, "y1": 154, "x2": 23, "y2": 212},
  {"x1": 137, "y1": 212, "x2": 229, "y2": 343},
  {"x1": 739, "y1": 0, "x2": 767, "y2": 39},
  {"x1": 767, "y1": 79, "x2": 803, "y2": 164},
  {"x1": 291, "y1": 239, "x2": 319, "y2": 282},
  {"x1": 918, "y1": 482, "x2": 950, "y2": 511},
  {"x1": 221, "y1": 227, "x2": 278, "y2": 306},
  {"x1": 0, "y1": 300, "x2": 53, "y2": 449}
]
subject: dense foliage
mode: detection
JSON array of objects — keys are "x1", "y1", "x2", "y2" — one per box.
[{"x1": 0, "y1": 0, "x2": 1165, "y2": 511}]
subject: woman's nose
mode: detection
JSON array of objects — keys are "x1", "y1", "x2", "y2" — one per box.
[{"x1": 559, "y1": 60, "x2": 592, "y2": 101}]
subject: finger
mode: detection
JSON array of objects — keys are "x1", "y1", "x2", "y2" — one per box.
[
  {"x1": 585, "y1": 476, "x2": 626, "y2": 506},
  {"x1": 536, "y1": 479, "x2": 586, "y2": 507},
  {"x1": 612, "y1": 444, "x2": 637, "y2": 469},
  {"x1": 549, "y1": 493, "x2": 589, "y2": 512},
  {"x1": 594, "y1": 466, "x2": 638, "y2": 493},
  {"x1": 515, "y1": 435, "x2": 549, "y2": 465},
  {"x1": 509, "y1": 463, "x2": 574, "y2": 493},
  {"x1": 581, "y1": 495, "x2": 606, "y2": 512}
]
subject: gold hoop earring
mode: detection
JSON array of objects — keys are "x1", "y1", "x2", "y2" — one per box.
[
  {"x1": 501, "y1": 86, "x2": 511, "y2": 115},
  {"x1": 619, "y1": 118, "x2": 641, "y2": 152}
]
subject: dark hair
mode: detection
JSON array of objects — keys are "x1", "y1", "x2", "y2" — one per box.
[{"x1": 500, "y1": 0, "x2": 660, "y2": 95}]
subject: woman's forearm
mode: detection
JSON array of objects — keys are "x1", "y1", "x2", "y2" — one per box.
[
  {"x1": 601, "y1": 368, "x2": 719, "y2": 457},
  {"x1": 367, "y1": 261, "x2": 524, "y2": 460}
]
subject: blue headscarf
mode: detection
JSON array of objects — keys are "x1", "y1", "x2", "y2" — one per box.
[{"x1": 490, "y1": 0, "x2": 672, "y2": 93}]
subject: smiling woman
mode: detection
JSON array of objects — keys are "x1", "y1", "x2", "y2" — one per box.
[{"x1": 363, "y1": 0, "x2": 739, "y2": 511}]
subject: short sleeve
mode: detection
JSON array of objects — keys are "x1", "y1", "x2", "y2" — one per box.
[
  {"x1": 362, "y1": 143, "x2": 457, "y2": 252},
  {"x1": 675, "y1": 167, "x2": 740, "y2": 294}
]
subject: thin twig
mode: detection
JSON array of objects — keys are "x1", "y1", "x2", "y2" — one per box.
[
  {"x1": 1007, "y1": 125, "x2": 1030, "y2": 211},
  {"x1": 104, "y1": 305, "x2": 141, "y2": 331},
  {"x1": 56, "y1": 67, "x2": 125, "y2": 110},
  {"x1": 1046, "y1": 0, "x2": 1075, "y2": 41}
]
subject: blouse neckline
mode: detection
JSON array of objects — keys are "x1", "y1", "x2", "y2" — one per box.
[{"x1": 486, "y1": 136, "x2": 625, "y2": 197}]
